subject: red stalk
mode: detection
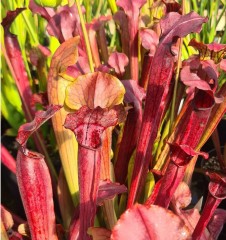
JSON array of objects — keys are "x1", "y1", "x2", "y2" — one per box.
[
  {"x1": 116, "y1": 0, "x2": 146, "y2": 81},
  {"x1": 88, "y1": 16, "x2": 111, "y2": 65},
  {"x1": 97, "y1": 26, "x2": 109, "y2": 64},
  {"x1": 114, "y1": 80, "x2": 145, "y2": 185},
  {"x1": 127, "y1": 12, "x2": 208, "y2": 207},
  {"x1": 113, "y1": 11, "x2": 130, "y2": 77},
  {"x1": 115, "y1": 107, "x2": 142, "y2": 184},
  {"x1": 78, "y1": 147, "x2": 101, "y2": 240},
  {"x1": 139, "y1": 54, "x2": 152, "y2": 90},
  {"x1": 192, "y1": 173, "x2": 226, "y2": 240}
]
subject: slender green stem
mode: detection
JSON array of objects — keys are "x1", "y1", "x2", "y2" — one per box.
[
  {"x1": 21, "y1": 11, "x2": 39, "y2": 45},
  {"x1": 191, "y1": 0, "x2": 198, "y2": 12},
  {"x1": 107, "y1": 0, "x2": 118, "y2": 14},
  {"x1": 95, "y1": 0, "x2": 103, "y2": 18},
  {"x1": 83, "y1": 0, "x2": 92, "y2": 23},
  {"x1": 170, "y1": 40, "x2": 183, "y2": 130},
  {"x1": 170, "y1": 0, "x2": 185, "y2": 130},
  {"x1": 75, "y1": 0, "x2": 94, "y2": 72}
]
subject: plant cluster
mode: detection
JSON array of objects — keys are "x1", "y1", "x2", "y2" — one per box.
[{"x1": 1, "y1": 0, "x2": 226, "y2": 239}]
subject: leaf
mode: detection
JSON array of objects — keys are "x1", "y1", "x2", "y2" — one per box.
[
  {"x1": 192, "y1": 173, "x2": 226, "y2": 239},
  {"x1": 111, "y1": 204, "x2": 191, "y2": 240},
  {"x1": 180, "y1": 58, "x2": 218, "y2": 93},
  {"x1": 1, "y1": 8, "x2": 35, "y2": 119},
  {"x1": 114, "y1": 80, "x2": 145, "y2": 184},
  {"x1": 77, "y1": 147, "x2": 102, "y2": 240},
  {"x1": 16, "y1": 105, "x2": 62, "y2": 147},
  {"x1": 116, "y1": 0, "x2": 146, "y2": 81},
  {"x1": 87, "y1": 16, "x2": 111, "y2": 67},
  {"x1": 1, "y1": 145, "x2": 16, "y2": 174},
  {"x1": 2, "y1": 8, "x2": 57, "y2": 181},
  {"x1": 170, "y1": 144, "x2": 209, "y2": 165},
  {"x1": 64, "y1": 105, "x2": 126, "y2": 149},
  {"x1": 99, "y1": 128, "x2": 118, "y2": 229},
  {"x1": 197, "y1": 83, "x2": 226, "y2": 151},
  {"x1": 116, "y1": 0, "x2": 146, "y2": 19},
  {"x1": 171, "y1": 182, "x2": 192, "y2": 210},
  {"x1": 140, "y1": 29, "x2": 159, "y2": 56},
  {"x1": 29, "y1": 0, "x2": 55, "y2": 20},
  {"x1": 163, "y1": 0, "x2": 182, "y2": 13},
  {"x1": 16, "y1": 148, "x2": 58, "y2": 240},
  {"x1": 220, "y1": 59, "x2": 226, "y2": 72},
  {"x1": 57, "y1": 169, "x2": 75, "y2": 230},
  {"x1": 208, "y1": 209, "x2": 226, "y2": 239},
  {"x1": 1, "y1": 205, "x2": 14, "y2": 231},
  {"x1": 48, "y1": 36, "x2": 80, "y2": 206},
  {"x1": 97, "y1": 180, "x2": 127, "y2": 205},
  {"x1": 65, "y1": 72, "x2": 125, "y2": 110},
  {"x1": 113, "y1": 11, "x2": 130, "y2": 64},
  {"x1": 160, "y1": 12, "x2": 207, "y2": 42},
  {"x1": 207, "y1": 172, "x2": 226, "y2": 199},
  {"x1": 128, "y1": 11, "x2": 207, "y2": 207},
  {"x1": 108, "y1": 52, "x2": 129, "y2": 77}
]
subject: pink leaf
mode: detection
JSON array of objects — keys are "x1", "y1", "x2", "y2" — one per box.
[
  {"x1": 97, "y1": 180, "x2": 127, "y2": 205},
  {"x1": 208, "y1": 209, "x2": 226, "y2": 239},
  {"x1": 1, "y1": 144, "x2": 16, "y2": 174},
  {"x1": 122, "y1": 80, "x2": 146, "y2": 105},
  {"x1": 29, "y1": 0, "x2": 55, "y2": 20},
  {"x1": 63, "y1": 56, "x2": 91, "y2": 79},
  {"x1": 180, "y1": 58, "x2": 218, "y2": 92},
  {"x1": 31, "y1": 92, "x2": 49, "y2": 108},
  {"x1": 111, "y1": 204, "x2": 191, "y2": 240},
  {"x1": 116, "y1": 0, "x2": 146, "y2": 19},
  {"x1": 160, "y1": 12, "x2": 207, "y2": 41},
  {"x1": 140, "y1": 29, "x2": 159, "y2": 56},
  {"x1": 171, "y1": 182, "x2": 192, "y2": 210},
  {"x1": 108, "y1": 52, "x2": 129, "y2": 76},
  {"x1": 16, "y1": 105, "x2": 62, "y2": 146},
  {"x1": 220, "y1": 59, "x2": 226, "y2": 72}
]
